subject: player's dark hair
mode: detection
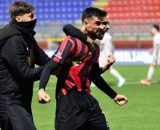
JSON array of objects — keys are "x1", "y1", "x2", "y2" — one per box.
[
  {"x1": 153, "y1": 24, "x2": 159, "y2": 31},
  {"x1": 81, "y1": 7, "x2": 107, "y2": 22},
  {"x1": 9, "y1": 1, "x2": 35, "y2": 20}
]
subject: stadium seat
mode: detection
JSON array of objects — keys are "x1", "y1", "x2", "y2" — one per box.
[
  {"x1": 0, "y1": 0, "x2": 92, "y2": 25},
  {"x1": 104, "y1": 0, "x2": 160, "y2": 35}
]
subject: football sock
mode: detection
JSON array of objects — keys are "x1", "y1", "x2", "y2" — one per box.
[
  {"x1": 147, "y1": 67, "x2": 155, "y2": 80},
  {"x1": 109, "y1": 68, "x2": 124, "y2": 81}
]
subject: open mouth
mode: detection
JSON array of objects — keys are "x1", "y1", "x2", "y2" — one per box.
[{"x1": 97, "y1": 31, "x2": 105, "y2": 37}]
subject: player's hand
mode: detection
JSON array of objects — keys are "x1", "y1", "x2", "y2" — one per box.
[
  {"x1": 107, "y1": 54, "x2": 116, "y2": 67},
  {"x1": 38, "y1": 89, "x2": 51, "y2": 104},
  {"x1": 102, "y1": 54, "x2": 116, "y2": 71},
  {"x1": 114, "y1": 94, "x2": 128, "y2": 106}
]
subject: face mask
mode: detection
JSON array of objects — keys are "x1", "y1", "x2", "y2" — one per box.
[{"x1": 15, "y1": 19, "x2": 37, "y2": 30}]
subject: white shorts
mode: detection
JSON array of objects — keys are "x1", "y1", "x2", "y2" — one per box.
[{"x1": 152, "y1": 44, "x2": 160, "y2": 65}]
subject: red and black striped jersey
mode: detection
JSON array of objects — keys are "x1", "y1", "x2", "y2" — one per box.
[{"x1": 52, "y1": 36, "x2": 100, "y2": 96}]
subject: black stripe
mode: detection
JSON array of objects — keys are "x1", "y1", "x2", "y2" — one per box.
[
  {"x1": 60, "y1": 41, "x2": 73, "y2": 64},
  {"x1": 70, "y1": 37, "x2": 78, "y2": 56},
  {"x1": 71, "y1": 37, "x2": 86, "y2": 61},
  {"x1": 77, "y1": 41, "x2": 86, "y2": 61},
  {"x1": 79, "y1": 64, "x2": 89, "y2": 91}
]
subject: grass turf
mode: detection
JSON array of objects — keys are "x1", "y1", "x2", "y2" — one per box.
[{"x1": 31, "y1": 65, "x2": 160, "y2": 130}]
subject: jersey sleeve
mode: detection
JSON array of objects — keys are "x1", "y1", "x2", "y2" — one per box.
[
  {"x1": 63, "y1": 24, "x2": 87, "y2": 43},
  {"x1": 52, "y1": 36, "x2": 75, "y2": 64},
  {"x1": 90, "y1": 62, "x2": 117, "y2": 99},
  {"x1": 39, "y1": 36, "x2": 76, "y2": 90}
]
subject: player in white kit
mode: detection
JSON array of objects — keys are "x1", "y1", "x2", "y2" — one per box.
[
  {"x1": 98, "y1": 19, "x2": 126, "y2": 87},
  {"x1": 140, "y1": 24, "x2": 160, "y2": 85}
]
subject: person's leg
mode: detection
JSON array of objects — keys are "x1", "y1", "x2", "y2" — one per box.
[
  {"x1": 86, "y1": 95, "x2": 110, "y2": 130},
  {"x1": 7, "y1": 105, "x2": 36, "y2": 130},
  {"x1": 157, "y1": 45, "x2": 160, "y2": 65},
  {"x1": 0, "y1": 95, "x2": 13, "y2": 130},
  {"x1": 55, "y1": 92, "x2": 88, "y2": 130},
  {"x1": 141, "y1": 45, "x2": 158, "y2": 85},
  {"x1": 109, "y1": 67, "x2": 125, "y2": 87},
  {"x1": 1, "y1": 117, "x2": 13, "y2": 130},
  {"x1": 77, "y1": 119, "x2": 110, "y2": 130},
  {"x1": 140, "y1": 65, "x2": 155, "y2": 85},
  {"x1": 146, "y1": 65, "x2": 155, "y2": 80}
]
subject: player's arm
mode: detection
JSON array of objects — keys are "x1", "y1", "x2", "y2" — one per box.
[
  {"x1": 90, "y1": 63, "x2": 117, "y2": 98},
  {"x1": 90, "y1": 63, "x2": 128, "y2": 105},
  {"x1": 32, "y1": 38, "x2": 50, "y2": 66},
  {"x1": 38, "y1": 37, "x2": 75, "y2": 103},
  {"x1": 2, "y1": 36, "x2": 44, "y2": 81},
  {"x1": 63, "y1": 24, "x2": 93, "y2": 44}
]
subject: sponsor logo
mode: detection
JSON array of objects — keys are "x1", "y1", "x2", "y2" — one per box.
[{"x1": 54, "y1": 50, "x2": 63, "y2": 59}]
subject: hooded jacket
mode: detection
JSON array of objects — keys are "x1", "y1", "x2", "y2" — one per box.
[{"x1": 0, "y1": 21, "x2": 50, "y2": 114}]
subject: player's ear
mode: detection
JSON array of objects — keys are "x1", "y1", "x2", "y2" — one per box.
[{"x1": 15, "y1": 16, "x2": 22, "y2": 22}]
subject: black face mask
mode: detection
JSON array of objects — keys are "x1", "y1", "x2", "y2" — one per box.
[
  {"x1": 20, "y1": 19, "x2": 37, "y2": 30},
  {"x1": 10, "y1": 19, "x2": 37, "y2": 41},
  {"x1": 13, "y1": 19, "x2": 37, "y2": 30}
]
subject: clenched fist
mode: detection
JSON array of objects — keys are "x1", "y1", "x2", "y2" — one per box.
[
  {"x1": 38, "y1": 89, "x2": 51, "y2": 104},
  {"x1": 102, "y1": 54, "x2": 116, "y2": 71},
  {"x1": 114, "y1": 94, "x2": 128, "y2": 106}
]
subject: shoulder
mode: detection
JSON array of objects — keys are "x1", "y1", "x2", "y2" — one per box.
[
  {"x1": 63, "y1": 36, "x2": 82, "y2": 43},
  {"x1": 0, "y1": 24, "x2": 21, "y2": 40},
  {"x1": 154, "y1": 33, "x2": 160, "y2": 40},
  {"x1": 3, "y1": 35, "x2": 26, "y2": 50},
  {"x1": 104, "y1": 33, "x2": 112, "y2": 39},
  {"x1": 0, "y1": 24, "x2": 23, "y2": 44},
  {"x1": 6, "y1": 35, "x2": 23, "y2": 44},
  {"x1": 157, "y1": 33, "x2": 160, "y2": 38},
  {"x1": 61, "y1": 36, "x2": 83, "y2": 47}
]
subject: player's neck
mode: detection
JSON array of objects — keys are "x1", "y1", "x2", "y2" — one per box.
[
  {"x1": 80, "y1": 27, "x2": 87, "y2": 34},
  {"x1": 81, "y1": 26, "x2": 96, "y2": 40}
]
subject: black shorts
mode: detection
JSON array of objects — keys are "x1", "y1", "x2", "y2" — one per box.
[{"x1": 55, "y1": 90, "x2": 110, "y2": 130}]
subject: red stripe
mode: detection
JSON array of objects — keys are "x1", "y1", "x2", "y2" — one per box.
[
  {"x1": 68, "y1": 38, "x2": 75, "y2": 54},
  {"x1": 61, "y1": 88, "x2": 67, "y2": 95},
  {"x1": 52, "y1": 36, "x2": 72, "y2": 63}
]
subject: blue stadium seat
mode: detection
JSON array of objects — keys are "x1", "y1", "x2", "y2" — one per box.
[{"x1": 0, "y1": 0, "x2": 92, "y2": 25}]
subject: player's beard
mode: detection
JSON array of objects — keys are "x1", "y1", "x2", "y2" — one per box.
[
  {"x1": 88, "y1": 30, "x2": 105, "y2": 40},
  {"x1": 96, "y1": 30, "x2": 105, "y2": 40}
]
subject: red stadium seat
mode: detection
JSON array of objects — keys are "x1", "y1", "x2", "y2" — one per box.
[{"x1": 104, "y1": 0, "x2": 160, "y2": 34}]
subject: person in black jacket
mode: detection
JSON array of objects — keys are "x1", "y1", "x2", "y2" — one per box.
[{"x1": 0, "y1": 1, "x2": 50, "y2": 130}]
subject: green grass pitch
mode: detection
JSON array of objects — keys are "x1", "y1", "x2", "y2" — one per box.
[{"x1": 32, "y1": 65, "x2": 159, "y2": 130}]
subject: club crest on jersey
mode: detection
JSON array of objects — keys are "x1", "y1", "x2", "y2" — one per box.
[{"x1": 54, "y1": 50, "x2": 63, "y2": 59}]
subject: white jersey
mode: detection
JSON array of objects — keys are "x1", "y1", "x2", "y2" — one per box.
[
  {"x1": 152, "y1": 32, "x2": 160, "y2": 65},
  {"x1": 153, "y1": 32, "x2": 160, "y2": 45},
  {"x1": 98, "y1": 33, "x2": 114, "y2": 68}
]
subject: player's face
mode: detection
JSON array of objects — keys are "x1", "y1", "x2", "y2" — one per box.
[
  {"x1": 103, "y1": 16, "x2": 110, "y2": 32},
  {"x1": 151, "y1": 27, "x2": 157, "y2": 35},
  {"x1": 84, "y1": 16, "x2": 106, "y2": 40},
  {"x1": 15, "y1": 11, "x2": 35, "y2": 22}
]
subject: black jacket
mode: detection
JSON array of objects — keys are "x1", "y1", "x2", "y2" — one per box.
[{"x1": 0, "y1": 22, "x2": 50, "y2": 114}]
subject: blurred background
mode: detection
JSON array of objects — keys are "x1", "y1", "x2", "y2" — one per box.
[
  {"x1": 0, "y1": 0, "x2": 160, "y2": 64},
  {"x1": 0, "y1": 1, "x2": 160, "y2": 130},
  {"x1": 0, "y1": 0, "x2": 160, "y2": 130}
]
